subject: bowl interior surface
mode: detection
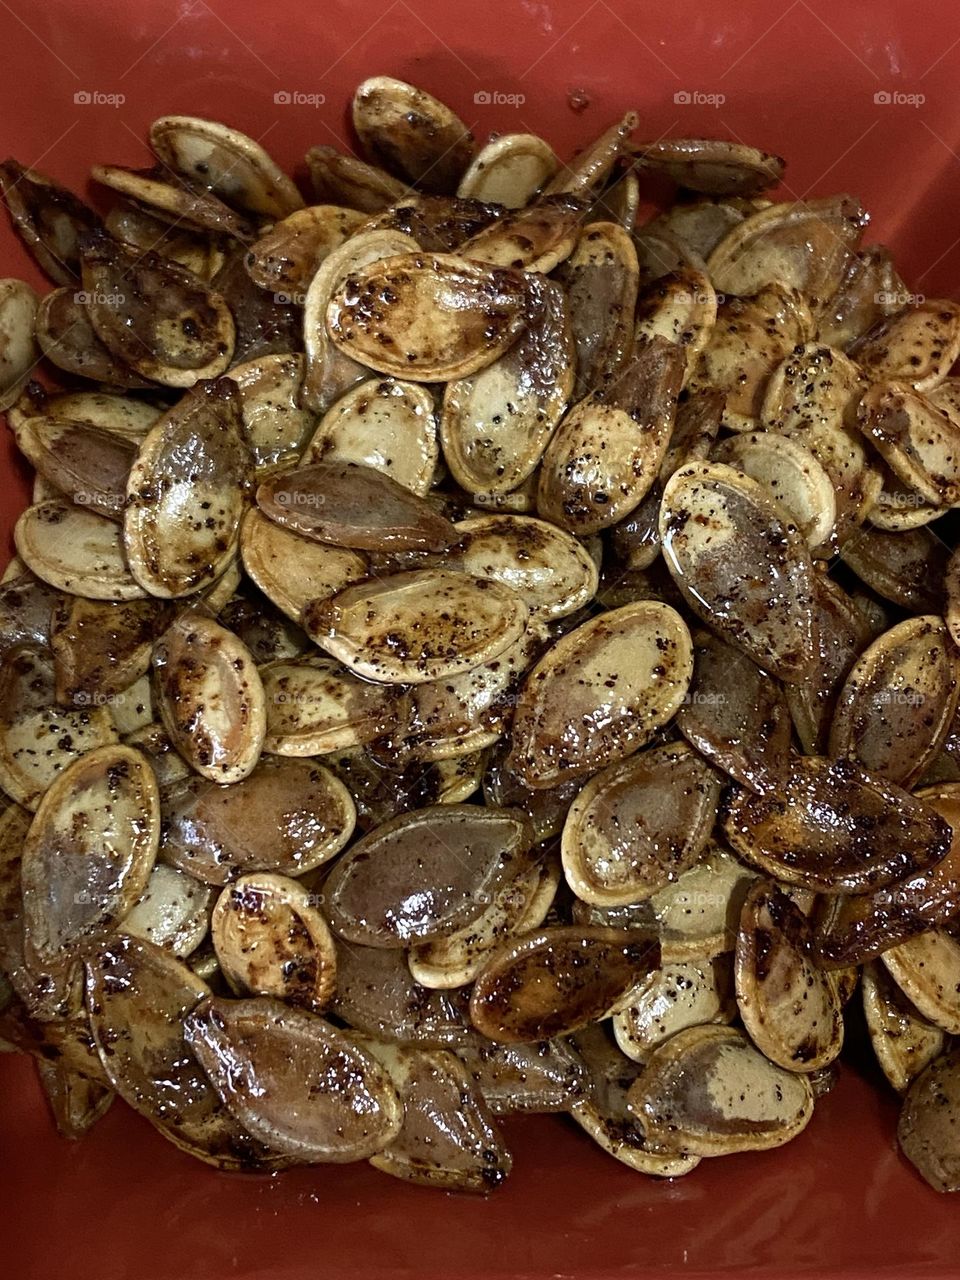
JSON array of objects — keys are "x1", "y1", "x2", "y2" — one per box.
[{"x1": 2, "y1": 2, "x2": 960, "y2": 1276}]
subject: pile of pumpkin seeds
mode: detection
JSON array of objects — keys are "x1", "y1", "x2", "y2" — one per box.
[{"x1": 0, "y1": 74, "x2": 959, "y2": 1194}]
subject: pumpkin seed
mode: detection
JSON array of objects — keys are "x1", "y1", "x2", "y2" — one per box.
[
  {"x1": 228, "y1": 353, "x2": 314, "y2": 474},
  {"x1": 626, "y1": 1024, "x2": 815, "y2": 1155},
  {"x1": 8, "y1": 387, "x2": 162, "y2": 440},
  {"x1": 841, "y1": 523, "x2": 948, "y2": 613},
  {"x1": 211, "y1": 872, "x2": 336, "y2": 1010},
  {"x1": 819, "y1": 245, "x2": 906, "y2": 349},
  {"x1": 660, "y1": 461, "x2": 818, "y2": 681},
  {"x1": 897, "y1": 1046, "x2": 960, "y2": 1192},
  {"x1": 569, "y1": 1023, "x2": 701, "y2": 1176},
  {"x1": 633, "y1": 267, "x2": 717, "y2": 385},
  {"x1": 357, "y1": 193, "x2": 502, "y2": 251},
  {"x1": 560, "y1": 221, "x2": 639, "y2": 398},
  {"x1": 633, "y1": 138, "x2": 784, "y2": 197},
  {"x1": 441, "y1": 277, "x2": 574, "y2": 498},
  {"x1": 149, "y1": 116, "x2": 303, "y2": 218},
  {"x1": 708, "y1": 195, "x2": 864, "y2": 308},
  {"x1": 713, "y1": 430, "x2": 836, "y2": 550},
  {"x1": 688, "y1": 285, "x2": 815, "y2": 431},
  {"x1": 16, "y1": 418, "x2": 136, "y2": 522},
  {"x1": 303, "y1": 568, "x2": 528, "y2": 684},
  {"x1": 561, "y1": 742, "x2": 721, "y2": 906},
  {"x1": 34, "y1": 1060, "x2": 114, "y2": 1139},
  {"x1": 327, "y1": 250, "x2": 531, "y2": 382},
  {"x1": 858, "y1": 381, "x2": 960, "y2": 506},
  {"x1": 333, "y1": 940, "x2": 471, "y2": 1045},
  {"x1": 361, "y1": 1038, "x2": 512, "y2": 1191},
  {"x1": 459, "y1": 194, "x2": 582, "y2": 273},
  {"x1": 0, "y1": 279, "x2": 37, "y2": 410},
  {"x1": 636, "y1": 843, "x2": 757, "y2": 962},
  {"x1": 0, "y1": 645, "x2": 118, "y2": 809},
  {"x1": 261, "y1": 656, "x2": 407, "y2": 755},
  {"x1": 544, "y1": 112, "x2": 637, "y2": 197},
  {"x1": 152, "y1": 612, "x2": 265, "y2": 783},
  {"x1": 408, "y1": 857, "x2": 557, "y2": 989},
  {"x1": 850, "y1": 301, "x2": 960, "y2": 393},
  {"x1": 828, "y1": 616, "x2": 959, "y2": 787},
  {"x1": 162, "y1": 757, "x2": 355, "y2": 884},
  {"x1": 457, "y1": 133, "x2": 559, "y2": 206},
  {"x1": 245, "y1": 204, "x2": 366, "y2": 293},
  {"x1": 124, "y1": 379, "x2": 252, "y2": 598},
  {"x1": 240, "y1": 507, "x2": 366, "y2": 623},
  {"x1": 470, "y1": 925, "x2": 659, "y2": 1042},
  {"x1": 212, "y1": 247, "x2": 302, "y2": 363},
  {"x1": 0, "y1": 572, "x2": 59, "y2": 659},
  {"x1": 80, "y1": 232, "x2": 235, "y2": 387},
  {"x1": 35, "y1": 288, "x2": 152, "y2": 388},
  {"x1": 735, "y1": 879, "x2": 843, "y2": 1072},
  {"x1": 613, "y1": 954, "x2": 736, "y2": 1062},
  {"x1": 508, "y1": 600, "x2": 692, "y2": 788},
  {"x1": 352, "y1": 76, "x2": 474, "y2": 193},
  {"x1": 538, "y1": 336, "x2": 684, "y2": 535},
  {"x1": 459, "y1": 1032, "x2": 589, "y2": 1114},
  {"x1": 321, "y1": 804, "x2": 533, "y2": 947},
  {"x1": 91, "y1": 163, "x2": 255, "y2": 241},
  {"x1": 21, "y1": 745, "x2": 158, "y2": 968},
  {"x1": 677, "y1": 633, "x2": 792, "y2": 793},
  {"x1": 123, "y1": 863, "x2": 211, "y2": 958},
  {"x1": 785, "y1": 573, "x2": 869, "y2": 754},
  {"x1": 0, "y1": 159, "x2": 102, "y2": 284},
  {"x1": 302, "y1": 228, "x2": 418, "y2": 412},
  {"x1": 646, "y1": 199, "x2": 750, "y2": 262},
  {"x1": 723, "y1": 755, "x2": 953, "y2": 894},
  {"x1": 482, "y1": 749, "x2": 581, "y2": 842},
  {"x1": 50, "y1": 596, "x2": 169, "y2": 705},
  {"x1": 306, "y1": 145, "x2": 409, "y2": 212},
  {"x1": 104, "y1": 202, "x2": 225, "y2": 280},
  {"x1": 302, "y1": 378, "x2": 438, "y2": 495},
  {"x1": 882, "y1": 932, "x2": 960, "y2": 1034},
  {"x1": 862, "y1": 960, "x2": 946, "y2": 1094},
  {"x1": 85, "y1": 935, "x2": 289, "y2": 1169}
]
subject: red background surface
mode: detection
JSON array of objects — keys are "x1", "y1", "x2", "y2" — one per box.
[{"x1": 2, "y1": 1, "x2": 960, "y2": 1275}]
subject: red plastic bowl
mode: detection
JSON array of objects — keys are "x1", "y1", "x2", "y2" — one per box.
[{"x1": 3, "y1": 2, "x2": 960, "y2": 1276}]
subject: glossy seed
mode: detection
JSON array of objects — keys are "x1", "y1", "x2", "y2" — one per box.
[
  {"x1": 212, "y1": 873, "x2": 337, "y2": 1011},
  {"x1": 723, "y1": 755, "x2": 953, "y2": 895},
  {"x1": 152, "y1": 612, "x2": 265, "y2": 783},
  {"x1": 258, "y1": 460, "x2": 456, "y2": 553},
  {"x1": 561, "y1": 742, "x2": 721, "y2": 906},
  {"x1": 634, "y1": 138, "x2": 785, "y2": 196},
  {"x1": 162, "y1": 757, "x2": 355, "y2": 885},
  {"x1": 626, "y1": 1024, "x2": 815, "y2": 1155},
  {"x1": 862, "y1": 961, "x2": 946, "y2": 1094},
  {"x1": 613, "y1": 955, "x2": 735, "y2": 1063},
  {"x1": 457, "y1": 133, "x2": 559, "y2": 206},
  {"x1": 240, "y1": 507, "x2": 366, "y2": 623},
  {"x1": 850, "y1": 301, "x2": 960, "y2": 393},
  {"x1": 508, "y1": 601, "x2": 692, "y2": 788},
  {"x1": 321, "y1": 804, "x2": 533, "y2": 947},
  {"x1": 897, "y1": 1047, "x2": 960, "y2": 1191},
  {"x1": 882, "y1": 932, "x2": 960, "y2": 1034},
  {"x1": 538, "y1": 336, "x2": 684, "y2": 536},
  {"x1": 303, "y1": 568, "x2": 528, "y2": 685},
  {"x1": 470, "y1": 925, "x2": 660, "y2": 1042},
  {"x1": 660, "y1": 461, "x2": 818, "y2": 682},
  {"x1": 123, "y1": 863, "x2": 211, "y2": 958},
  {"x1": 828, "y1": 616, "x2": 959, "y2": 787},
  {"x1": 15, "y1": 500, "x2": 147, "y2": 602},
  {"x1": 124, "y1": 379, "x2": 252, "y2": 599},
  {"x1": 352, "y1": 76, "x2": 474, "y2": 193},
  {"x1": 327, "y1": 251, "x2": 531, "y2": 382}
]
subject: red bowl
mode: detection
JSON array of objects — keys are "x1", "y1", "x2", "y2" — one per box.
[{"x1": 3, "y1": 2, "x2": 960, "y2": 1276}]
